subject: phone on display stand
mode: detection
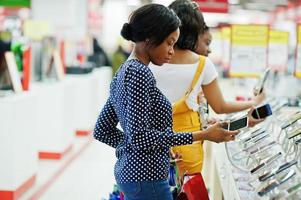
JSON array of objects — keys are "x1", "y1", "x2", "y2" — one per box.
[
  {"x1": 254, "y1": 68, "x2": 270, "y2": 96},
  {"x1": 251, "y1": 104, "x2": 273, "y2": 119},
  {"x1": 222, "y1": 116, "x2": 249, "y2": 131}
]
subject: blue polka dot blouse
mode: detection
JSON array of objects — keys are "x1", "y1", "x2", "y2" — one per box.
[{"x1": 93, "y1": 59, "x2": 193, "y2": 184}]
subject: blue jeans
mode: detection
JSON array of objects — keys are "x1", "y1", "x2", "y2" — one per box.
[{"x1": 118, "y1": 180, "x2": 173, "y2": 200}]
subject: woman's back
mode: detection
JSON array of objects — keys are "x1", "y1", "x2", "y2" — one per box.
[
  {"x1": 150, "y1": 49, "x2": 217, "y2": 110},
  {"x1": 150, "y1": 62, "x2": 197, "y2": 103}
]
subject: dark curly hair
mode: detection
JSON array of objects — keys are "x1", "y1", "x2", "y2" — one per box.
[
  {"x1": 120, "y1": 4, "x2": 181, "y2": 47},
  {"x1": 169, "y1": 0, "x2": 206, "y2": 51}
]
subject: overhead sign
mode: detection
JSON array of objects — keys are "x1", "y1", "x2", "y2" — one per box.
[
  {"x1": 194, "y1": 0, "x2": 228, "y2": 13},
  {"x1": 268, "y1": 30, "x2": 289, "y2": 72},
  {"x1": 229, "y1": 25, "x2": 269, "y2": 77}
]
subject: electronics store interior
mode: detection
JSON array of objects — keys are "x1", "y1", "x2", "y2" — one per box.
[{"x1": 1, "y1": 0, "x2": 301, "y2": 200}]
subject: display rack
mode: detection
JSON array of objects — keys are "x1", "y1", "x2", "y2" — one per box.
[{"x1": 212, "y1": 100, "x2": 301, "y2": 200}]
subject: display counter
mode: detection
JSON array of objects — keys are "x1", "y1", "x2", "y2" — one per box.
[
  {"x1": 0, "y1": 92, "x2": 38, "y2": 199},
  {"x1": 91, "y1": 67, "x2": 112, "y2": 120},
  {"x1": 65, "y1": 66, "x2": 112, "y2": 136},
  {"x1": 203, "y1": 78, "x2": 301, "y2": 200},
  {"x1": 31, "y1": 79, "x2": 75, "y2": 159},
  {"x1": 0, "y1": 66, "x2": 113, "y2": 199}
]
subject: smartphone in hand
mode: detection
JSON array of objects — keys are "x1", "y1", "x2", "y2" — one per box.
[
  {"x1": 252, "y1": 104, "x2": 272, "y2": 119},
  {"x1": 222, "y1": 116, "x2": 249, "y2": 131},
  {"x1": 254, "y1": 68, "x2": 270, "y2": 96}
]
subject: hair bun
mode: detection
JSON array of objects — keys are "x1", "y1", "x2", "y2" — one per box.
[{"x1": 121, "y1": 23, "x2": 133, "y2": 41}]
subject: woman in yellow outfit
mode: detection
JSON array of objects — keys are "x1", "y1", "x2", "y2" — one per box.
[{"x1": 150, "y1": 0, "x2": 265, "y2": 178}]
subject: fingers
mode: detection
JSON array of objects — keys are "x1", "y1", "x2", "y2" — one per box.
[
  {"x1": 249, "y1": 117, "x2": 265, "y2": 127},
  {"x1": 206, "y1": 122, "x2": 240, "y2": 143},
  {"x1": 170, "y1": 150, "x2": 176, "y2": 159},
  {"x1": 219, "y1": 127, "x2": 239, "y2": 142},
  {"x1": 226, "y1": 135, "x2": 235, "y2": 142},
  {"x1": 211, "y1": 121, "x2": 221, "y2": 126},
  {"x1": 223, "y1": 129, "x2": 239, "y2": 138},
  {"x1": 256, "y1": 118, "x2": 265, "y2": 122},
  {"x1": 219, "y1": 121, "x2": 228, "y2": 127},
  {"x1": 219, "y1": 134, "x2": 236, "y2": 143},
  {"x1": 225, "y1": 134, "x2": 237, "y2": 142},
  {"x1": 219, "y1": 121, "x2": 229, "y2": 130},
  {"x1": 170, "y1": 151, "x2": 183, "y2": 163},
  {"x1": 174, "y1": 153, "x2": 182, "y2": 159},
  {"x1": 206, "y1": 121, "x2": 223, "y2": 130},
  {"x1": 251, "y1": 118, "x2": 265, "y2": 124},
  {"x1": 171, "y1": 151, "x2": 182, "y2": 159},
  {"x1": 223, "y1": 129, "x2": 239, "y2": 139},
  {"x1": 228, "y1": 130, "x2": 240, "y2": 136},
  {"x1": 170, "y1": 159, "x2": 182, "y2": 163},
  {"x1": 170, "y1": 159, "x2": 182, "y2": 164},
  {"x1": 248, "y1": 106, "x2": 255, "y2": 114}
]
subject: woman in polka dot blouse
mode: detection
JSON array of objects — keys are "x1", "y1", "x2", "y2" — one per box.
[{"x1": 93, "y1": 4, "x2": 239, "y2": 200}]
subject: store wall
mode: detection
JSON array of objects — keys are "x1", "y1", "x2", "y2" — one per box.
[
  {"x1": 99, "y1": 0, "x2": 173, "y2": 53},
  {"x1": 31, "y1": 0, "x2": 88, "y2": 40},
  {"x1": 100, "y1": 0, "x2": 129, "y2": 54}
]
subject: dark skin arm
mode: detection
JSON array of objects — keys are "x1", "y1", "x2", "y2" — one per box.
[
  {"x1": 202, "y1": 79, "x2": 265, "y2": 127},
  {"x1": 202, "y1": 79, "x2": 265, "y2": 114}
]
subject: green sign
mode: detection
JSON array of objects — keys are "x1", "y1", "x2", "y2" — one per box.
[{"x1": 0, "y1": 0, "x2": 31, "y2": 7}]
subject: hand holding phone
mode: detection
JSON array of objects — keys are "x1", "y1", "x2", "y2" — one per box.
[
  {"x1": 253, "y1": 91, "x2": 266, "y2": 107},
  {"x1": 222, "y1": 116, "x2": 249, "y2": 131},
  {"x1": 253, "y1": 68, "x2": 270, "y2": 96},
  {"x1": 251, "y1": 104, "x2": 272, "y2": 119},
  {"x1": 200, "y1": 122, "x2": 239, "y2": 143}
]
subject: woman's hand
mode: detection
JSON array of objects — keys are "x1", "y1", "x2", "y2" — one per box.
[
  {"x1": 253, "y1": 90, "x2": 266, "y2": 106},
  {"x1": 192, "y1": 122, "x2": 240, "y2": 143},
  {"x1": 247, "y1": 107, "x2": 265, "y2": 127},
  {"x1": 170, "y1": 150, "x2": 182, "y2": 163}
]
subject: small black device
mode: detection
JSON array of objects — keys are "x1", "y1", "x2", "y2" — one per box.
[
  {"x1": 222, "y1": 116, "x2": 248, "y2": 131},
  {"x1": 258, "y1": 169, "x2": 295, "y2": 196},
  {"x1": 251, "y1": 152, "x2": 282, "y2": 174},
  {"x1": 251, "y1": 104, "x2": 272, "y2": 119},
  {"x1": 258, "y1": 160, "x2": 297, "y2": 182}
]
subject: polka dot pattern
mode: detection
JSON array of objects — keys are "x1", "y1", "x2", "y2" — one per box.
[{"x1": 93, "y1": 59, "x2": 193, "y2": 184}]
